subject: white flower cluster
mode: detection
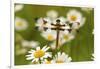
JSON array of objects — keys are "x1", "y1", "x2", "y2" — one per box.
[
  {"x1": 35, "y1": 10, "x2": 86, "y2": 49},
  {"x1": 26, "y1": 46, "x2": 72, "y2": 64},
  {"x1": 26, "y1": 10, "x2": 86, "y2": 64}
]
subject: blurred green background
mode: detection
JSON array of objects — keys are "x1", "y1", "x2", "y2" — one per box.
[{"x1": 15, "y1": 3, "x2": 94, "y2": 65}]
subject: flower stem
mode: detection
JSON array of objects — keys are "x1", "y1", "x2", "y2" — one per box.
[{"x1": 39, "y1": 58, "x2": 41, "y2": 64}]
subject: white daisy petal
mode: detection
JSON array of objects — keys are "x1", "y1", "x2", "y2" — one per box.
[
  {"x1": 43, "y1": 47, "x2": 50, "y2": 51},
  {"x1": 42, "y1": 46, "x2": 47, "y2": 51},
  {"x1": 45, "y1": 52, "x2": 52, "y2": 57},
  {"x1": 32, "y1": 59, "x2": 35, "y2": 62},
  {"x1": 43, "y1": 55, "x2": 48, "y2": 58},
  {"x1": 26, "y1": 56, "x2": 34, "y2": 60},
  {"x1": 28, "y1": 50, "x2": 35, "y2": 53},
  {"x1": 26, "y1": 54, "x2": 32, "y2": 57}
]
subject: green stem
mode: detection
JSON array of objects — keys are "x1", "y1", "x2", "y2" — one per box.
[{"x1": 39, "y1": 58, "x2": 41, "y2": 64}]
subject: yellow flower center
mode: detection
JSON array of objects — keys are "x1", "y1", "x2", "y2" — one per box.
[
  {"x1": 16, "y1": 22, "x2": 23, "y2": 27},
  {"x1": 70, "y1": 15, "x2": 77, "y2": 21},
  {"x1": 47, "y1": 34, "x2": 54, "y2": 40},
  {"x1": 56, "y1": 60, "x2": 64, "y2": 63},
  {"x1": 45, "y1": 60, "x2": 51, "y2": 64},
  {"x1": 34, "y1": 50, "x2": 45, "y2": 58},
  {"x1": 63, "y1": 35, "x2": 69, "y2": 40}
]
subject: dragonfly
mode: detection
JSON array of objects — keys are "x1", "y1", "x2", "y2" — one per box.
[{"x1": 35, "y1": 17, "x2": 80, "y2": 48}]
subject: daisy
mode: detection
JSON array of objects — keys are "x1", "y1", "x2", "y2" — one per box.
[
  {"x1": 26, "y1": 46, "x2": 52, "y2": 63},
  {"x1": 60, "y1": 31, "x2": 75, "y2": 44},
  {"x1": 53, "y1": 52, "x2": 72, "y2": 63},
  {"x1": 46, "y1": 10, "x2": 58, "y2": 20},
  {"x1": 21, "y1": 40, "x2": 39, "y2": 48},
  {"x1": 67, "y1": 9, "x2": 82, "y2": 23},
  {"x1": 15, "y1": 17, "x2": 28, "y2": 31},
  {"x1": 66, "y1": 9, "x2": 86, "y2": 29},
  {"x1": 15, "y1": 4, "x2": 24, "y2": 12},
  {"x1": 41, "y1": 29, "x2": 56, "y2": 41}
]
